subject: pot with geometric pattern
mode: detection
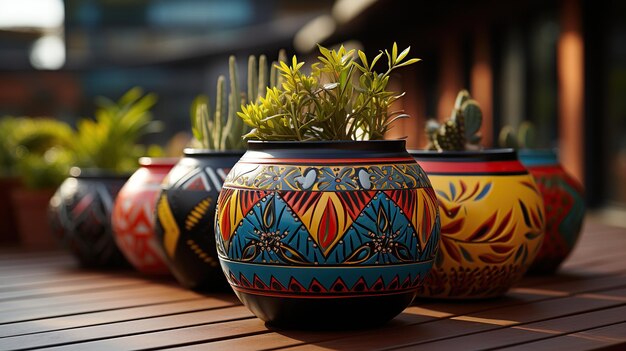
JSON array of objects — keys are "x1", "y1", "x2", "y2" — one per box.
[
  {"x1": 215, "y1": 140, "x2": 441, "y2": 328},
  {"x1": 48, "y1": 168, "x2": 130, "y2": 267},
  {"x1": 153, "y1": 149, "x2": 243, "y2": 290},
  {"x1": 519, "y1": 149, "x2": 585, "y2": 274},
  {"x1": 112, "y1": 157, "x2": 179, "y2": 275},
  {"x1": 410, "y1": 149, "x2": 545, "y2": 299}
]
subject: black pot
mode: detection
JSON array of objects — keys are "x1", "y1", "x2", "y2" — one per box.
[
  {"x1": 154, "y1": 149, "x2": 244, "y2": 290},
  {"x1": 48, "y1": 168, "x2": 130, "y2": 267}
]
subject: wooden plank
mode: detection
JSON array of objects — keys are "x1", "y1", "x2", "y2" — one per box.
[
  {"x1": 0, "y1": 276, "x2": 156, "y2": 302},
  {"x1": 279, "y1": 295, "x2": 623, "y2": 351},
  {"x1": 0, "y1": 250, "x2": 66, "y2": 262},
  {"x1": 0, "y1": 285, "x2": 208, "y2": 324},
  {"x1": 524, "y1": 274, "x2": 626, "y2": 296},
  {"x1": 0, "y1": 255, "x2": 73, "y2": 272},
  {"x1": 0, "y1": 294, "x2": 238, "y2": 338},
  {"x1": 0, "y1": 305, "x2": 254, "y2": 350},
  {"x1": 0, "y1": 271, "x2": 135, "y2": 291},
  {"x1": 385, "y1": 303, "x2": 626, "y2": 350},
  {"x1": 40, "y1": 318, "x2": 270, "y2": 351},
  {"x1": 0, "y1": 281, "x2": 185, "y2": 312},
  {"x1": 488, "y1": 322, "x2": 626, "y2": 351},
  {"x1": 100, "y1": 252, "x2": 626, "y2": 351}
]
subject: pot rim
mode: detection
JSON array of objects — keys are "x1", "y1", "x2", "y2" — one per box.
[
  {"x1": 246, "y1": 139, "x2": 406, "y2": 151},
  {"x1": 183, "y1": 148, "x2": 246, "y2": 157},
  {"x1": 69, "y1": 167, "x2": 132, "y2": 179},
  {"x1": 408, "y1": 148, "x2": 517, "y2": 161},
  {"x1": 138, "y1": 157, "x2": 181, "y2": 167}
]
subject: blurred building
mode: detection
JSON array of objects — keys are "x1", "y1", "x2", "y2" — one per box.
[{"x1": 0, "y1": 0, "x2": 625, "y2": 214}]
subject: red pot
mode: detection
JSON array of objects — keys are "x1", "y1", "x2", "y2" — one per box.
[
  {"x1": 519, "y1": 150, "x2": 586, "y2": 274},
  {"x1": 112, "y1": 157, "x2": 178, "y2": 275}
]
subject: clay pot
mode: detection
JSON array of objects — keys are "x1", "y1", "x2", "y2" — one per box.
[
  {"x1": 49, "y1": 168, "x2": 129, "y2": 267},
  {"x1": 216, "y1": 140, "x2": 440, "y2": 328},
  {"x1": 11, "y1": 187, "x2": 57, "y2": 248},
  {"x1": 112, "y1": 157, "x2": 178, "y2": 275},
  {"x1": 0, "y1": 177, "x2": 21, "y2": 245},
  {"x1": 410, "y1": 149, "x2": 545, "y2": 299},
  {"x1": 154, "y1": 149, "x2": 243, "y2": 290},
  {"x1": 519, "y1": 149, "x2": 585, "y2": 274}
]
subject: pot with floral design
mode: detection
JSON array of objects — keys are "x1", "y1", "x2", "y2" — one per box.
[
  {"x1": 410, "y1": 149, "x2": 545, "y2": 299},
  {"x1": 153, "y1": 149, "x2": 243, "y2": 290},
  {"x1": 518, "y1": 149, "x2": 585, "y2": 274},
  {"x1": 49, "y1": 168, "x2": 130, "y2": 267},
  {"x1": 215, "y1": 140, "x2": 440, "y2": 328},
  {"x1": 112, "y1": 157, "x2": 179, "y2": 275}
]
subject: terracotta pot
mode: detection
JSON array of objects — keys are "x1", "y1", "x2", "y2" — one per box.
[
  {"x1": 216, "y1": 140, "x2": 440, "y2": 328},
  {"x1": 410, "y1": 149, "x2": 545, "y2": 299},
  {"x1": 48, "y1": 168, "x2": 130, "y2": 267},
  {"x1": 154, "y1": 149, "x2": 243, "y2": 290},
  {"x1": 112, "y1": 157, "x2": 178, "y2": 275},
  {"x1": 11, "y1": 187, "x2": 58, "y2": 248},
  {"x1": 519, "y1": 150, "x2": 585, "y2": 274},
  {"x1": 0, "y1": 177, "x2": 21, "y2": 245}
]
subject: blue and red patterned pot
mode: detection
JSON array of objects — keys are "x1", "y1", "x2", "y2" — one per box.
[
  {"x1": 48, "y1": 168, "x2": 130, "y2": 267},
  {"x1": 154, "y1": 149, "x2": 243, "y2": 290},
  {"x1": 215, "y1": 140, "x2": 440, "y2": 328},
  {"x1": 519, "y1": 149, "x2": 585, "y2": 274}
]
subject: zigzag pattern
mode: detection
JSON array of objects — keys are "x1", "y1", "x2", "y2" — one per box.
[{"x1": 227, "y1": 271, "x2": 423, "y2": 295}]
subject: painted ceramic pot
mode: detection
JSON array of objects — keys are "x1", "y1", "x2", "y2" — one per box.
[
  {"x1": 410, "y1": 149, "x2": 545, "y2": 299},
  {"x1": 215, "y1": 140, "x2": 441, "y2": 328},
  {"x1": 154, "y1": 149, "x2": 243, "y2": 290},
  {"x1": 112, "y1": 157, "x2": 178, "y2": 275},
  {"x1": 48, "y1": 168, "x2": 130, "y2": 267},
  {"x1": 519, "y1": 150, "x2": 585, "y2": 274}
]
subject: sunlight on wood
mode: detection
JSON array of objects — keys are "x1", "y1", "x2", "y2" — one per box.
[
  {"x1": 577, "y1": 293, "x2": 626, "y2": 302},
  {"x1": 509, "y1": 287, "x2": 569, "y2": 297},
  {"x1": 403, "y1": 306, "x2": 453, "y2": 318},
  {"x1": 513, "y1": 325, "x2": 562, "y2": 335},
  {"x1": 451, "y1": 315, "x2": 518, "y2": 326}
]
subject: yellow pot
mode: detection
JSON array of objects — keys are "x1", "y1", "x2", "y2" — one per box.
[{"x1": 410, "y1": 149, "x2": 545, "y2": 298}]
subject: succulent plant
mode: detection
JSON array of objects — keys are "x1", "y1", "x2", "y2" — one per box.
[
  {"x1": 236, "y1": 43, "x2": 420, "y2": 141},
  {"x1": 498, "y1": 121, "x2": 537, "y2": 149},
  {"x1": 425, "y1": 89, "x2": 483, "y2": 151},
  {"x1": 191, "y1": 51, "x2": 286, "y2": 150}
]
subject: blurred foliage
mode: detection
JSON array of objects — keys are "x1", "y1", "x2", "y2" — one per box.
[
  {"x1": 73, "y1": 87, "x2": 163, "y2": 173},
  {"x1": 498, "y1": 121, "x2": 537, "y2": 149},
  {"x1": 0, "y1": 116, "x2": 75, "y2": 189},
  {"x1": 0, "y1": 87, "x2": 163, "y2": 189}
]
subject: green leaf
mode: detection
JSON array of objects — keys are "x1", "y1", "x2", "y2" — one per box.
[
  {"x1": 396, "y1": 46, "x2": 410, "y2": 62},
  {"x1": 394, "y1": 58, "x2": 422, "y2": 68}
]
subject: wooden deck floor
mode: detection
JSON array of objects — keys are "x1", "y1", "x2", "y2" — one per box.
[{"x1": 1, "y1": 218, "x2": 626, "y2": 351}]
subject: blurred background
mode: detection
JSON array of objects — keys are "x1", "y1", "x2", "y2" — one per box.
[{"x1": 0, "y1": 0, "x2": 624, "y2": 216}]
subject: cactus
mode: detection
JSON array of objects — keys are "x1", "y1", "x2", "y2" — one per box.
[
  {"x1": 498, "y1": 121, "x2": 537, "y2": 149},
  {"x1": 191, "y1": 53, "x2": 280, "y2": 151},
  {"x1": 498, "y1": 125, "x2": 518, "y2": 149},
  {"x1": 425, "y1": 89, "x2": 483, "y2": 151}
]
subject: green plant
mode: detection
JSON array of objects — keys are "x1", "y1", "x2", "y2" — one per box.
[
  {"x1": 191, "y1": 51, "x2": 287, "y2": 150},
  {"x1": 0, "y1": 116, "x2": 75, "y2": 188},
  {"x1": 425, "y1": 89, "x2": 483, "y2": 151},
  {"x1": 498, "y1": 121, "x2": 537, "y2": 149},
  {"x1": 73, "y1": 87, "x2": 162, "y2": 173},
  {"x1": 236, "y1": 43, "x2": 420, "y2": 141},
  {"x1": 0, "y1": 117, "x2": 21, "y2": 176}
]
